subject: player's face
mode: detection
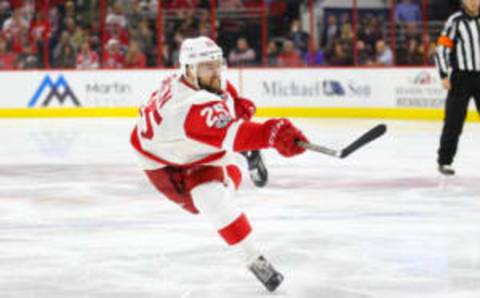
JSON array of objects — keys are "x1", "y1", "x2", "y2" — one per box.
[{"x1": 196, "y1": 60, "x2": 223, "y2": 94}]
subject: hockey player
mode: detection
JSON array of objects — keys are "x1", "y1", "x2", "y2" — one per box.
[{"x1": 130, "y1": 36, "x2": 309, "y2": 292}]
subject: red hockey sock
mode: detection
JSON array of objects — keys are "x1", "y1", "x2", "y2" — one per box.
[{"x1": 218, "y1": 213, "x2": 252, "y2": 245}]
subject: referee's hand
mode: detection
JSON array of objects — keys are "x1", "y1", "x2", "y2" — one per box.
[{"x1": 441, "y1": 78, "x2": 451, "y2": 90}]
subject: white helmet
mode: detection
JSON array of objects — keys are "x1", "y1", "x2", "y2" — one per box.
[{"x1": 179, "y1": 36, "x2": 226, "y2": 90}]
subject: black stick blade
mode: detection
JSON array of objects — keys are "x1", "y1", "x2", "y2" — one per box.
[{"x1": 340, "y1": 124, "x2": 387, "y2": 158}]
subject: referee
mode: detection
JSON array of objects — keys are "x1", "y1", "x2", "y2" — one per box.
[{"x1": 435, "y1": 0, "x2": 480, "y2": 176}]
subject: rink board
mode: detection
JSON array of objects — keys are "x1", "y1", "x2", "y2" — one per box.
[{"x1": 0, "y1": 68, "x2": 478, "y2": 121}]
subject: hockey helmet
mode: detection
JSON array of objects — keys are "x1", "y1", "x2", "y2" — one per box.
[{"x1": 179, "y1": 36, "x2": 226, "y2": 90}]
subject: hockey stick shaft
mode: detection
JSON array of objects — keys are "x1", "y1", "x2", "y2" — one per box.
[
  {"x1": 297, "y1": 124, "x2": 387, "y2": 159},
  {"x1": 296, "y1": 141, "x2": 341, "y2": 157}
]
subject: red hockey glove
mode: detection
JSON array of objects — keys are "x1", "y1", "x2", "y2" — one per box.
[
  {"x1": 234, "y1": 97, "x2": 256, "y2": 121},
  {"x1": 264, "y1": 119, "x2": 308, "y2": 157},
  {"x1": 226, "y1": 81, "x2": 256, "y2": 121}
]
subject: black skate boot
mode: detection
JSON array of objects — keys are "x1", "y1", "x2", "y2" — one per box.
[
  {"x1": 248, "y1": 255, "x2": 284, "y2": 292},
  {"x1": 242, "y1": 151, "x2": 268, "y2": 187},
  {"x1": 438, "y1": 164, "x2": 455, "y2": 176}
]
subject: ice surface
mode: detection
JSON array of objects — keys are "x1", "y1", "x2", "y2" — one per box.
[{"x1": 1, "y1": 118, "x2": 480, "y2": 298}]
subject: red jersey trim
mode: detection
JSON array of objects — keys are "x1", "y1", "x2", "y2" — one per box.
[
  {"x1": 226, "y1": 81, "x2": 239, "y2": 100},
  {"x1": 130, "y1": 126, "x2": 226, "y2": 168}
]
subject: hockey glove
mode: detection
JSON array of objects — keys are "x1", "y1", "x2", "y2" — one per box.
[
  {"x1": 235, "y1": 97, "x2": 256, "y2": 121},
  {"x1": 264, "y1": 119, "x2": 308, "y2": 157}
]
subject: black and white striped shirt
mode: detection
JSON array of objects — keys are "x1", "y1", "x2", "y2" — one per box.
[{"x1": 436, "y1": 10, "x2": 480, "y2": 78}]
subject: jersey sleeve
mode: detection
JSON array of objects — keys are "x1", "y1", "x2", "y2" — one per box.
[
  {"x1": 435, "y1": 13, "x2": 459, "y2": 79},
  {"x1": 184, "y1": 100, "x2": 269, "y2": 152},
  {"x1": 184, "y1": 100, "x2": 240, "y2": 149}
]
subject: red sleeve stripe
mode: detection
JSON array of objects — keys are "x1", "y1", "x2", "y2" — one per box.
[{"x1": 218, "y1": 213, "x2": 252, "y2": 245}]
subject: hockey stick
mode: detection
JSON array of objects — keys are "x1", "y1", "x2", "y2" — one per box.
[{"x1": 297, "y1": 124, "x2": 387, "y2": 159}]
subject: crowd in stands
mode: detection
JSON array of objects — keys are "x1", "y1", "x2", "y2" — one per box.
[{"x1": 0, "y1": 0, "x2": 437, "y2": 70}]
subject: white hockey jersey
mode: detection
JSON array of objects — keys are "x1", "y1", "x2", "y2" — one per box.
[{"x1": 130, "y1": 74, "x2": 244, "y2": 170}]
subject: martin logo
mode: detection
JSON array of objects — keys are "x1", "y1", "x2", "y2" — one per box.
[{"x1": 28, "y1": 75, "x2": 81, "y2": 107}]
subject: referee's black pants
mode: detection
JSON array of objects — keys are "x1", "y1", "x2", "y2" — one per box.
[{"x1": 438, "y1": 71, "x2": 480, "y2": 165}]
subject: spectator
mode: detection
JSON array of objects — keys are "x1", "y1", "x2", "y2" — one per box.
[
  {"x1": 218, "y1": 0, "x2": 244, "y2": 10},
  {"x1": 423, "y1": 34, "x2": 436, "y2": 65},
  {"x1": 144, "y1": 0, "x2": 159, "y2": 20},
  {"x1": 106, "y1": 1, "x2": 127, "y2": 28},
  {"x1": 87, "y1": 19, "x2": 102, "y2": 52},
  {"x1": 102, "y1": 38, "x2": 124, "y2": 69},
  {"x1": 373, "y1": 39, "x2": 393, "y2": 66},
  {"x1": 29, "y1": 11, "x2": 50, "y2": 42},
  {"x1": 21, "y1": 0, "x2": 34, "y2": 24},
  {"x1": 127, "y1": 0, "x2": 144, "y2": 30},
  {"x1": 197, "y1": 9, "x2": 210, "y2": 24},
  {"x1": 321, "y1": 14, "x2": 339, "y2": 49},
  {"x1": 198, "y1": 22, "x2": 210, "y2": 37},
  {"x1": 63, "y1": 16, "x2": 77, "y2": 42},
  {"x1": 124, "y1": 40, "x2": 146, "y2": 68},
  {"x1": 170, "y1": 31, "x2": 184, "y2": 67},
  {"x1": 176, "y1": 10, "x2": 197, "y2": 38},
  {"x1": 48, "y1": 6, "x2": 60, "y2": 36},
  {"x1": 326, "y1": 41, "x2": 352, "y2": 66},
  {"x1": 395, "y1": 0, "x2": 421, "y2": 23},
  {"x1": 10, "y1": 27, "x2": 30, "y2": 55},
  {"x1": 357, "y1": 15, "x2": 384, "y2": 54},
  {"x1": 0, "y1": 36, "x2": 15, "y2": 69},
  {"x1": 70, "y1": 24, "x2": 86, "y2": 52},
  {"x1": 161, "y1": 43, "x2": 171, "y2": 67},
  {"x1": 76, "y1": 40, "x2": 99, "y2": 69},
  {"x1": 277, "y1": 40, "x2": 302, "y2": 67},
  {"x1": 53, "y1": 31, "x2": 73, "y2": 63},
  {"x1": 136, "y1": 20, "x2": 154, "y2": 66},
  {"x1": 266, "y1": 40, "x2": 279, "y2": 66},
  {"x1": 355, "y1": 40, "x2": 374, "y2": 65},
  {"x1": 228, "y1": 37, "x2": 256, "y2": 66},
  {"x1": 55, "y1": 43, "x2": 76, "y2": 68},
  {"x1": 64, "y1": 0, "x2": 76, "y2": 20},
  {"x1": 69, "y1": 0, "x2": 93, "y2": 25},
  {"x1": 105, "y1": 23, "x2": 129, "y2": 49},
  {"x1": 403, "y1": 22, "x2": 420, "y2": 41},
  {"x1": 29, "y1": 11, "x2": 49, "y2": 65},
  {"x1": 17, "y1": 43, "x2": 40, "y2": 69},
  {"x1": 288, "y1": 19, "x2": 309, "y2": 54},
  {"x1": 0, "y1": 1, "x2": 11, "y2": 30},
  {"x1": 2, "y1": 8, "x2": 28, "y2": 40},
  {"x1": 398, "y1": 38, "x2": 423, "y2": 65},
  {"x1": 339, "y1": 23, "x2": 353, "y2": 51},
  {"x1": 304, "y1": 42, "x2": 325, "y2": 66},
  {"x1": 339, "y1": 12, "x2": 351, "y2": 26}
]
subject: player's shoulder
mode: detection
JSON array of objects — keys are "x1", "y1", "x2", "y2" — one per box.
[
  {"x1": 174, "y1": 77, "x2": 224, "y2": 105},
  {"x1": 446, "y1": 11, "x2": 464, "y2": 23},
  {"x1": 188, "y1": 90, "x2": 224, "y2": 105},
  {"x1": 152, "y1": 74, "x2": 225, "y2": 113}
]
